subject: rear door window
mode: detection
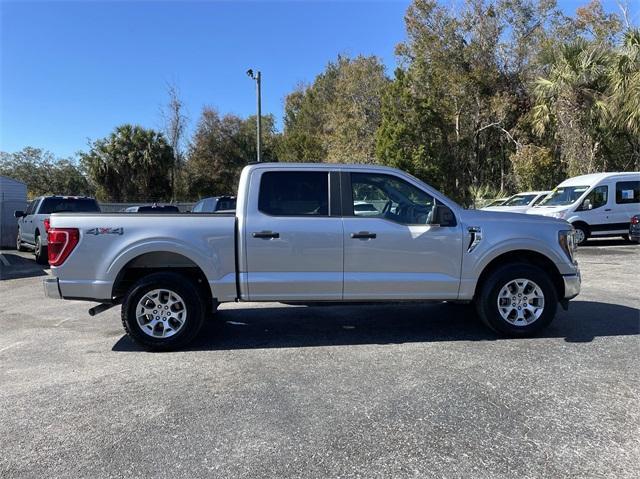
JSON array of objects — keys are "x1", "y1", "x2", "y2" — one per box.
[
  {"x1": 615, "y1": 181, "x2": 640, "y2": 204},
  {"x1": 258, "y1": 171, "x2": 329, "y2": 216}
]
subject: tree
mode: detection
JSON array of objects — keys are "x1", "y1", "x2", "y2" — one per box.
[
  {"x1": 0, "y1": 147, "x2": 93, "y2": 197},
  {"x1": 80, "y1": 125, "x2": 174, "y2": 201},
  {"x1": 509, "y1": 144, "x2": 563, "y2": 191},
  {"x1": 279, "y1": 55, "x2": 387, "y2": 164},
  {"x1": 184, "y1": 108, "x2": 278, "y2": 198},
  {"x1": 161, "y1": 83, "x2": 189, "y2": 201}
]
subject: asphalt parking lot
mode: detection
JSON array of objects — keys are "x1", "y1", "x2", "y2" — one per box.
[{"x1": 1, "y1": 241, "x2": 638, "y2": 478}]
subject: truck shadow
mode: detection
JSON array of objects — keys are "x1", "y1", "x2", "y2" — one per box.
[
  {"x1": 112, "y1": 300, "x2": 639, "y2": 352},
  {"x1": 0, "y1": 252, "x2": 48, "y2": 281}
]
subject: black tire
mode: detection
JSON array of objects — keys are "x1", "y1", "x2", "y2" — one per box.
[
  {"x1": 621, "y1": 234, "x2": 630, "y2": 242},
  {"x1": 121, "y1": 272, "x2": 207, "y2": 351},
  {"x1": 475, "y1": 263, "x2": 558, "y2": 337},
  {"x1": 572, "y1": 223, "x2": 589, "y2": 246},
  {"x1": 34, "y1": 234, "x2": 48, "y2": 265},
  {"x1": 16, "y1": 230, "x2": 27, "y2": 252}
]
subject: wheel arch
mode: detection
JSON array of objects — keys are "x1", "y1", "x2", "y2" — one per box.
[
  {"x1": 474, "y1": 250, "x2": 564, "y2": 301},
  {"x1": 112, "y1": 251, "x2": 213, "y2": 307}
]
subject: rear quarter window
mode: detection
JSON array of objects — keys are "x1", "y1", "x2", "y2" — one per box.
[{"x1": 615, "y1": 181, "x2": 640, "y2": 204}]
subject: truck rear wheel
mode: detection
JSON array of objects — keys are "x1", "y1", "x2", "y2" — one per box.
[
  {"x1": 475, "y1": 263, "x2": 557, "y2": 337},
  {"x1": 34, "y1": 234, "x2": 48, "y2": 265},
  {"x1": 121, "y1": 272, "x2": 207, "y2": 351}
]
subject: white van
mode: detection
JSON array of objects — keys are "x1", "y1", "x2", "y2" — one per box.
[{"x1": 527, "y1": 172, "x2": 640, "y2": 245}]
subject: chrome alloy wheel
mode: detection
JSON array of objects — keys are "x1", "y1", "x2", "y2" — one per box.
[
  {"x1": 574, "y1": 228, "x2": 586, "y2": 245},
  {"x1": 496, "y1": 278, "x2": 545, "y2": 326},
  {"x1": 136, "y1": 289, "x2": 187, "y2": 338}
]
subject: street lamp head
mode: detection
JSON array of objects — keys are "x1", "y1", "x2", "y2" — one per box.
[{"x1": 246, "y1": 69, "x2": 254, "y2": 79}]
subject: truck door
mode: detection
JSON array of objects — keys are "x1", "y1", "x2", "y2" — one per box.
[
  {"x1": 244, "y1": 169, "x2": 344, "y2": 301},
  {"x1": 21, "y1": 199, "x2": 39, "y2": 244},
  {"x1": 576, "y1": 184, "x2": 610, "y2": 235},
  {"x1": 342, "y1": 172, "x2": 462, "y2": 300},
  {"x1": 614, "y1": 180, "x2": 640, "y2": 231}
]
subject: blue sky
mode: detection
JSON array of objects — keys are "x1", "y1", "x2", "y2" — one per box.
[{"x1": 1, "y1": 0, "x2": 637, "y2": 158}]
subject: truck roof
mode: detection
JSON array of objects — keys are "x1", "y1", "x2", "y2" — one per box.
[{"x1": 244, "y1": 162, "x2": 406, "y2": 173}]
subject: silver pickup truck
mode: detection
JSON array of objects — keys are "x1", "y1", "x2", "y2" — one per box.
[{"x1": 44, "y1": 163, "x2": 581, "y2": 350}]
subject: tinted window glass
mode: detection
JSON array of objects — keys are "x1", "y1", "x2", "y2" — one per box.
[
  {"x1": 192, "y1": 201, "x2": 204, "y2": 212},
  {"x1": 532, "y1": 194, "x2": 548, "y2": 206},
  {"x1": 539, "y1": 186, "x2": 589, "y2": 206},
  {"x1": 136, "y1": 205, "x2": 180, "y2": 213},
  {"x1": 258, "y1": 172, "x2": 329, "y2": 216},
  {"x1": 350, "y1": 173, "x2": 435, "y2": 225},
  {"x1": 503, "y1": 194, "x2": 536, "y2": 206},
  {"x1": 580, "y1": 185, "x2": 608, "y2": 210},
  {"x1": 40, "y1": 198, "x2": 100, "y2": 214},
  {"x1": 25, "y1": 200, "x2": 37, "y2": 215},
  {"x1": 216, "y1": 198, "x2": 236, "y2": 211},
  {"x1": 202, "y1": 198, "x2": 215, "y2": 212},
  {"x1": 616, "y1": 181, "x2": 640, "y2": 204}
]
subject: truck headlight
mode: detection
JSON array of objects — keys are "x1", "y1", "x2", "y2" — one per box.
[
  {"x1": 558, "y1": 229, "x2": 577, "y2": 262},
  {"x1": 551, "y1": 210, "x2": 567, "y2": 219}
]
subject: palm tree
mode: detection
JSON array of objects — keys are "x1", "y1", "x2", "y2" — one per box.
[
  {"x1": 606, "y1": 29, "x2": 640, "y2": 136},
  {"x1": 531, "y1": 39, "x2": 609, "y2": 176}
]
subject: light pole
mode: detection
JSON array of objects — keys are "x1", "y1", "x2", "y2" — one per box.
[{"x1": 246, "y1": 69, "x2": 262, "y2": 162}]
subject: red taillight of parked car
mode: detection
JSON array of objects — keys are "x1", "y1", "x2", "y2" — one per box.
[
  {"x1": 47, "y1": 228, "x2": 79, "y2": 266},
  {"x1": 44, "y1": 218, "x2": 51, "y2": 232},
  {"x1": 631, "y1": 216, "x2": 639, "y2": 225}
]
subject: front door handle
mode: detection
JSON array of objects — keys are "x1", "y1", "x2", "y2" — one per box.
[
  {"x1": 252, "y1": 231, "x2": 279, "y2": 239},
  {"x1": 350, "y1": 231, "x2": 377, "y2": 239},
  {"x1": 604, "y1": 208, "x2": 612, "y2": 211}
]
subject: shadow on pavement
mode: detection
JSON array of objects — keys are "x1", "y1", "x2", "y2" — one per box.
[
  {"x1": 581, "y1": 238, "x2": 635, "y2": 247},
  {"x1": 112, "y1": 300, "x2": 640, "y2": 352},
  {"x1": 0, "y1": 252, "x2": 48, "y2": 281}
]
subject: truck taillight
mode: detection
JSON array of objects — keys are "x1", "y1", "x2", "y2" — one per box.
[
  {"x1": 47, "y1": 228, "x2": 79, "y2": 266},
  {"x1": 44, "y1": 218, "x2": 51, "y2": 232},
  {"x1": 632, "y1": 216, "x2": 639, "y2": 225}
]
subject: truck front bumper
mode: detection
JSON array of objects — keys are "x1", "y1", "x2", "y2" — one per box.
[
  {"x1": 563, "y1": 271, "x2": 581, "y2": 300},
  {"x1": 43, "y1": 277, "x2": 62, "y2": 299}
]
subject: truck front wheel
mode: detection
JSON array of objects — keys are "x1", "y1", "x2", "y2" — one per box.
[
  {"x1": 121, "y1": 272, "x2": 207, "y2": 351},
  {"x1": 475, "y1": 263, "x2": 558, "y2": 337}
]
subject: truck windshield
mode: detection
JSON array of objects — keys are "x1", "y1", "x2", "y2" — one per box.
[
  {"x1": 40, "y1": 198, "x2": 101, "y2": 214},
  {"x1": 538, "y1": 186, "x2": 589, "y2": 206}
]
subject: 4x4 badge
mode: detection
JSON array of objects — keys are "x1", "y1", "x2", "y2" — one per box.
[{"x1": 86, "y1": 227, "x2": 124, "y2": 236}]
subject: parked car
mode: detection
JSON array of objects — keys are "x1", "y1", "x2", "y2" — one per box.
[
  {"x1": 630, "y1": 215, "x2": 640, "y2": 243},
  {"x1": 124, "y1": 204, "x2": 180, "y2": 213},
  {"x1": 15, "y1": 196, "x2": 100, "y2": 264},
  {"x1": 527, "y1": 172, "x2": 640, "y2": 245},
  {"x1": 191, "y1": 196, "x2": 236, "y2": 213},
  {"x1": 44, "y1": 163, "x2": 580, "y2": 351},
  {"x1": 483, "y1": 198, "x2": 509, "y2": 208},
  {"x1": 482, "y1": 191, "x2": 550, "y2": 213}
]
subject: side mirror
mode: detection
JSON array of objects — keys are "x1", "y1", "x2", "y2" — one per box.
[
  {"x1": 430, "y1": 204, "x2": 457, "y2": 227},
  {"x1": 14, "y1": 210, "x2": 25, "y2": 218},
  {"x1": 581, "y1": 199, "x2": 592, "y2": 210}
]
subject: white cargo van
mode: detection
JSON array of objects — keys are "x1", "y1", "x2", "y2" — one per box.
[{"x1": 527, "y1": 172, "x2": 640, "y2": 245}]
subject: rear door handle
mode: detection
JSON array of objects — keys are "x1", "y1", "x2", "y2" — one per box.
[
  {"x1": 605, "y1": 208, "x2": 612, "y2": 211},
  {"x1": 350, "y1": 231, "x2": 377, "y2": 239},
  {"x1": 252, "y1": 231, "x2": 279, "y2": 239}
]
